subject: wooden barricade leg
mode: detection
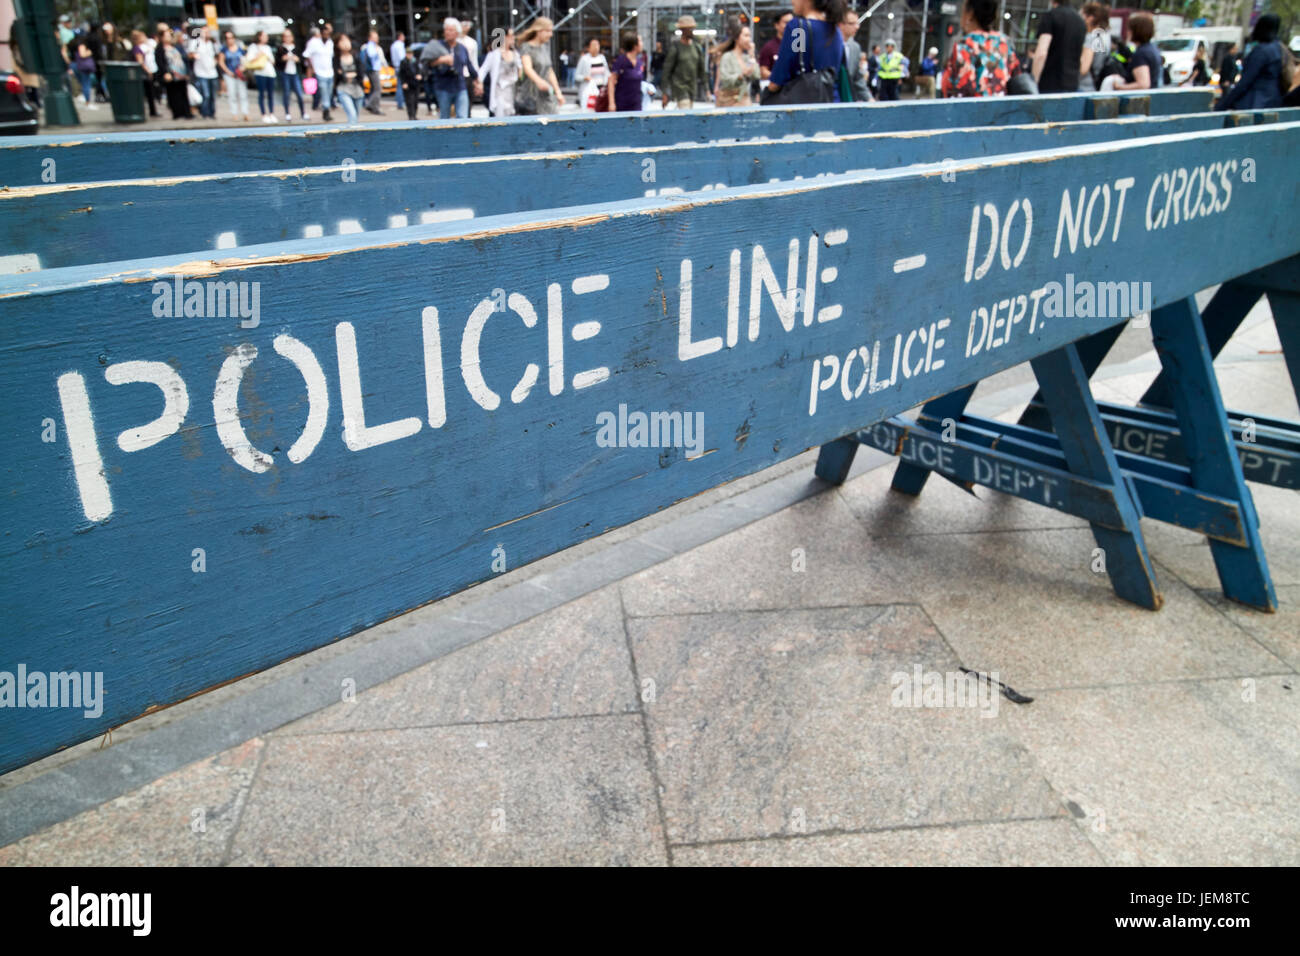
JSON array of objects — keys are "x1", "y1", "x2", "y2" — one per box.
[
  {"x1": 888, "y1": 385, "x2": 977, "y2": 495},
  {"x1": 1028, "y1": 346, "x2": 1162, "y2": 610},
  {"x1": 1149, "y1": 296, "x2": 1277, "y2": 610}
]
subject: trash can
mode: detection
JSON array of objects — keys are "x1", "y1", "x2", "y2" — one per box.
[{"x1": 102, "y1": 61, "x2": 147, "y2": 123}]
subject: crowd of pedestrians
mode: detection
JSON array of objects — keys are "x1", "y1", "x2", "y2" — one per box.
[{"x1": 36, "y1": 3, "x2": 1298, "y2": 126}]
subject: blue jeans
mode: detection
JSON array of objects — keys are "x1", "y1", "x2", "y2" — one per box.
[
  {"x1": 255, "y1": 74, "x2": 275, "y2": 114},
  {"x1": 435, "y1": 86, "x2": 468, "y2": 119},
  {"x1": 194, "y1": 76, "x2": 217, "y2": 117},
  {"x1": 338, "y1": 90, "x2": 361, "y2": 123},
  {"x1": 76, "y1": 68, "x2": 95, "y2": 104},
  {"x1": 394, "y1": 81, "x2": 405, "y2": 108},
  {"x1": 313, "y1": 75, "x2": 334, "y2": 112},
  {"x1": 280, "y1": 72, "x2": 305, "y2": 115}
]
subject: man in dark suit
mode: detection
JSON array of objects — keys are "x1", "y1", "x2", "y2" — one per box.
[{"x1": 839, "y1": 8, "x2": 872, "y2": 101}]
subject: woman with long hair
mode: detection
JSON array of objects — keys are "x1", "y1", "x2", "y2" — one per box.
[
  {"x1": 1217, "y1": 13, "x2": 1285, "y2": 111},
  {"x1": 334, "y1": 34, "x2": 365, "y2": 124},
  {"x1": 1077, "y1": 3, "x2": 1111, "y2": 92},
  {"x1": 764, "y1": 0, "x2": 846, "y2": 102},
  {"x1": 244, "y1": 29, "x2": 279, "y2": 122},
  {"x1": 517, "y1": 17, "x2": 564, "y2": 115},
  {"x1": 715, "y1": 25, "x2": 759, "y2": 107},
  {"x1": 940, "y1": 0, "x2": 1021, "y2": 97}
]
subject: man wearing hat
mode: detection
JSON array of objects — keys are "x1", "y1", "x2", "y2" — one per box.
[
  {"x1": 661, "y1": 15, "x2": 706, "y2": 109},
  {"x1": 917, "y1": 45, "x2": 940, "y2": 98},
  {"x1": 877, "y1": 37, "x2": 903, "y2": 100}
]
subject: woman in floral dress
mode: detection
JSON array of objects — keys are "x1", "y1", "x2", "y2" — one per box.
[{"x1": 940, "y1": 0, "x2": 1021, "y2": 98}]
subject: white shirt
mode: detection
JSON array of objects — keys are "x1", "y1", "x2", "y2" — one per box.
[
  {"x1": 390, "y1": 38, "x2": 405, "y2": 66},
  {"x1": 481, "y1": 47, "x2": 520, "y2": 115},
  {"x1": 246, "y1": 42, "x2": 278, "y2": 78},
  {"x1": 188, "y1": 38, "x2": 219, "y2": 79},
  {"x1": 282, "y1": 43, "x2": 299, "y2": 75},
  {"x1": 143, "y1": 38, "x2": 157, "y2": 73},
  {"x1": 459, "y1": 35, "x2": 480, "y2": 78},
  {"x1": 304, "y1": 36, "x2": 333, "y2": 76}
]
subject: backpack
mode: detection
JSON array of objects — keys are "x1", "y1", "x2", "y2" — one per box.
[{"x1": 1098, "y1": 43, "x2": 1134, "y2": 84}]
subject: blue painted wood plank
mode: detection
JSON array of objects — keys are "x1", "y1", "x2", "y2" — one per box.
[
  {"x1": 1021, "y1": 400, "x2": 1300, "y2": 488},
  {"x1": 0, "y1": 113, "x2": 1237, "y2": 272},
  {"x1": 856, "y1": 415, "x2": 1129, "y2": 527},
  {"x1": 1, "y1": 122, "x2": 1296, "y2": 772},
  {"x1": 928, "y1": 411, "x2": 1249, "y2": 544},
  {"x1": 0, "y1": 90, "x2": 1219, "y2": 187},
  {"x1": 871, "y1": 412, "x2": 1248, "y2": 545}
]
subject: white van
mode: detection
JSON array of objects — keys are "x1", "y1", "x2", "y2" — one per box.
[{"x1": 1158, "y1": 26, "x2": 1243, "y2": 86}]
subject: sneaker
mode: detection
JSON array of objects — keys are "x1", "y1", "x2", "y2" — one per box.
[
  {"x1": 85, "y1": 102, "x2": 98, "y2": 110},
  {"x1": 284, "y1": 113, "x2": 292, "y2": 122},
  {"x1": 263, "y1": 114, "x2": 276, "y2": 123},
  {"x1": 301, "y1": 112, "x2": 309, "y2": 121}
]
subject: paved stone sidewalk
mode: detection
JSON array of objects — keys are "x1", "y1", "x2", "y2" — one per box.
[{"x1": 1, "y1": 305, "x2": 1296, "y2": 866}]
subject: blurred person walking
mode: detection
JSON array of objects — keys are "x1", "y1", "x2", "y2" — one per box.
[
  {"x1": 662, "y1": 15, "x2": 708, "y2": 108},
  {"x1": 1077, "y1": 3, "x2": 1110, "y2": 92},
  {"x1": 877, "y1": 37, "x2": 903, "y2": 100},
  {"x1": 218, "y1": 30, "x2": 250, "y2": 121},
  {"x1": 391, "y1": 31, "x2": 407, "y2": 112},
  {"x1": 334, "y1": 34, "x2": 365, "y2": 124},
  {"x1": 941, "y1": 0, "x2": 1022, "y2": 97},
  {"x1": 361, "y1": 30, "x2": 386, "y2": 114},
  {"x1": 517, "y1": 18, "x2": 563, "y2": 115},
  {"x1": 764, "y1": 0, "x2": 846, "y2": 104},
  {"x1": 606, "y1": 31, "x2": 646, "y2": 111},
  {"x1": 245, "y1": 30, "x2": 278, "y2": 122},
  {"x1": 1031, "y1": 0, "x2": 1085, "y2": 93},
  {"x1": 305, "y1": 26, "x2": 335, "y2": 119},
  {"x1": 1217, "y1": 14, "x2": 1285, "y2": 111},
  {"x1": 715, "y1": 24, "x2": 759, "y2": 106},
  {"x1": 481, "y1": 27, "x2": 521, "y2": 116},
  {"x1": 277, "y1": 28, "x2": 308, "y2": 121},
  {"x1": 130, "y1": 29, "x2": 160, "y2": 118},
  {"x1": 188, "y1": 25, "x2": 220, "y2": 118},
  {"x1": 840, "y1": 9, "x2": 871, "y2": 102},
  {"x1": 917, "y1": 46, "x2": 939, "y2": 97},
  {"x1": 155, "y1": 28, "x2": 193, "y2": 119},
  {"x1": 575, "y1": 37, "x2": 609, "y2": 110},
  {"x1": 1104, "y1": 12, "x2": 1160, "y2": 92}
]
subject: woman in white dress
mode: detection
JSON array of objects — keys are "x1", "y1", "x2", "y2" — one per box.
[
  {"x1": 481, "y1": 27, "x2": 521, "y2": 116},
  {"x1": 574, "y1": 37, "x2": 609, "y2": 110}
]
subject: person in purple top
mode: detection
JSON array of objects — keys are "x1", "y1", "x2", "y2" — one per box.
[
  {"x1": 766, "y1": 0, "x2": 846, "y2": 102},
  {"x1": 606, "y1": 31, "x2": 645, "y2": 112}
]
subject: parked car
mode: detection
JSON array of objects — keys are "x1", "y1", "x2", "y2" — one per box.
[{"x1": 0, "y1": 71, "x2": 38, "y2": 135}]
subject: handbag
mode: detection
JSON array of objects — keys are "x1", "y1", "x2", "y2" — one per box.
[
  {"x1": 244, "y1": 51, "x2": 269, "y2": 73},
  {"x1": 187, "y1": 82, "x2": 203, "y2": 106},
  {"x1": 759, "y1": 20, "x2": 836, "y2": 106},
  {"x1": 303, "y1": 76, "x2": 318, "y2": 96}
]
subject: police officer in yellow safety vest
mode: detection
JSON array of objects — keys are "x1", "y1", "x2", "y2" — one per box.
[{"x1": 877, "y1": 38, "x2": 904, "y2": 100}]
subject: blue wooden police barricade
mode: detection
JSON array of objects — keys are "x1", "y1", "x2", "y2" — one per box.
[
  {"x1": 2, "y1": 115, "x2": 1296, "y2": 774},
  {"x1": 7, "y1": 111, "x2": 1270, "y2": 273},
  {"x1": 819, "y1": 160, "x2": 1298, "y2": 611},
  {"x1": 0, "y1": 89, "x2": 1209, "y2": 187}
]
